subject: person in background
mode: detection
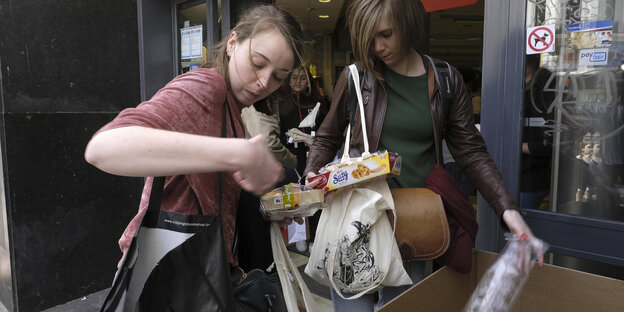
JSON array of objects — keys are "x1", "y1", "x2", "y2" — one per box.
[
  {"x1": 241, "y1": 84, "x2": 297, "y2": 171},
  {"x1": 84, "y1": 4, "x2": 306, "y2": 275},
  {"x1": 520, "y1": 54, "x2": 555, "y2": 210},
  {"x1": 304, "y1": 0, "x2": 542, "y2": 310},
  {"x1": 280, "y1": 66, "x2": 330, "y2": 176},
  {"x1": 279, "y1": 66, "x2": 330, "y2": 252},
  {"x1": 237, "y1": 85, "x2": 298, "y2": 272},
  {"x1": 242, "y1": 66, "x2": 330, "y2": 257},
  {"x1": 241, "y1": 66, "x2": 330, "y2": 178}
]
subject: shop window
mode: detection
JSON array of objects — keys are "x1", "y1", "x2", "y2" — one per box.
[{"x1": 522, "y1": 0, "x2": 624, "y2": 223}]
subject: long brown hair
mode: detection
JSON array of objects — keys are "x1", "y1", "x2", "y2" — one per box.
[
  {"x1": 346, "y1": 0, "x2": 426, "y2": 79},
  {"x1": 202, "y1": 5, "x2": 306, "y2": 83}
]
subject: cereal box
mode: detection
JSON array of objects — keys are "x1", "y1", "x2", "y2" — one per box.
[{"x1": 308, "y1": 151, "x2": 401, "y2": 191}]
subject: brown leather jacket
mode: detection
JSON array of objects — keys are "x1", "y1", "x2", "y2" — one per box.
[{"x1": 304, "y1": 59, "x2": 517, "y2": 217}]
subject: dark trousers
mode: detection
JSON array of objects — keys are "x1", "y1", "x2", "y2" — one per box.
[{"x1": 236, "y1": 168, "x2": 301, "y2": 272}]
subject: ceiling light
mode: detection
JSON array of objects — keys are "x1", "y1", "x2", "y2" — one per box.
[
  {"x1": 319, "y1": 0, "x2": 331, "y2": 2},
  {"x1": 318, "y1": 14, "x2": 329, "y2": 18}
]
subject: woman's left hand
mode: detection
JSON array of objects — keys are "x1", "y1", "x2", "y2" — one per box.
[{"x1": 502, "y1": 209, "x2": 544, "y2": 271}]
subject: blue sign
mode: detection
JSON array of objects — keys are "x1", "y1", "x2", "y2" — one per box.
[{"x1": 567, "y1": 20, "x2": 612, "y2": 33}]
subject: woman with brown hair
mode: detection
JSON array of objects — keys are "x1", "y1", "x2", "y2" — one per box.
[
  {"x1": 85, "y1": 5, "x2": 307, "y2": 308},
  {"x1": 304, "y1": 0, "x2": 541, "y2": 310}
]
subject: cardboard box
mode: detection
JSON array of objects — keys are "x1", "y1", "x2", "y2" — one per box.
[
  {"x1": 380, "y1": 249, "x2": 624, "y2": 312},
  {"x1": 309, "y1": 151, "x2": 401, "y2": 191}
]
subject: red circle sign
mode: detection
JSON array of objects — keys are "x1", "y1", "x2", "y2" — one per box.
[{"x1": 528, "y1": 27, "x2": 554, "y2": 52}]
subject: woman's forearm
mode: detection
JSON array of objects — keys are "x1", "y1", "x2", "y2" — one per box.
[{"x1": 84, "y1": 126, "x2": 250, "y2": 177}]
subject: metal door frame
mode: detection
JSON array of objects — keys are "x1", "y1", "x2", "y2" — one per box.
[{"x1": 137, "y1": 0, "x2": 228, "y2": 101}]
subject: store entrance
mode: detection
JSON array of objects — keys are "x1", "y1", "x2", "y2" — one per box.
[
  {"x1": 520, "y1": 0, "x2": 624, "y2": 279},
  {"x1": 177, "y1": 1, "x2": 208, "y2": 74}
]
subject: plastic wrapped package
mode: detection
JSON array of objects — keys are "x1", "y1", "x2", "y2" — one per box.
[
  {"x1": 463, "y1": 233, "x2": 549, "y2": 312},
  {"x1": 259, "y1": 183, "x2": 324, "y2": 221}
]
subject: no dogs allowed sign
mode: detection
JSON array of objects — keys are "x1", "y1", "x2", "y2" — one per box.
[{"x1": 527, "y1": 24, "x2": 556, "y2": 54}]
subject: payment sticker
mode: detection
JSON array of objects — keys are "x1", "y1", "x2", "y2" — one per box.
[{"x1": 579, "y1": 48, "x2": 608, "y2": 66}]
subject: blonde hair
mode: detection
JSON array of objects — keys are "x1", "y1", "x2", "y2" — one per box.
[
  {"x1": 346, "y1": 0, "x2": 426, "y2": 79},
  {"x1": 202, "y1": 5, "x2": 306, "y2": 83}
]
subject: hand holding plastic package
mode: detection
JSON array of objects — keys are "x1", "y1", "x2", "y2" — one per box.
[
  {"x1": 286, "y1": 128, "x2": 314, "y2": 146},
  {"x1": 463, "y1": 233, "x2": 549, "y2": 312}
]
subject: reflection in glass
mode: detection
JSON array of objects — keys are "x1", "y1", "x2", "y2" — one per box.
[{"x1": 523, "y1": 0, "x2": 624, "y2": 223}]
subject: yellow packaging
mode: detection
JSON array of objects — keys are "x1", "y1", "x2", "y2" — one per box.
[
  {"x1": 309, "y1": 151, "x2": 401, "y2": 191},
  {"x1": 260, "y1": 184, "x2": 324, "y2": 211}
]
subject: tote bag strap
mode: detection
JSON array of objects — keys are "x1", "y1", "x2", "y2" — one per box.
[
  {"x1": 148, "y1": 98, "x2": 234, "y2": 216},
  {"x1": 270, "y1": 223, "x2": 320, "y2": 311},
  {"x1": 340, "y1": 64, "x2": 370, "y2": 164}
]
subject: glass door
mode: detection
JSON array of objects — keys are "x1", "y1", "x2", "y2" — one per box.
[
  {"x1": 522, "y1": 0, "x2": 624, "y2": 278},
  {"x1": 176, "y1": 0, "x2": 209, "y2": 74}
]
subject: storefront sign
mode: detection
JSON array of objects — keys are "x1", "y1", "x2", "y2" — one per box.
[
  {"x1": 566, "y1": 20, "x2": 612, "y2": 49},
  {"x1": 578, "y1": 48, "x2": 608, "y2": 66},
  {"x1": 526, "y1": 24, "x2": 555, "y2": 55}
]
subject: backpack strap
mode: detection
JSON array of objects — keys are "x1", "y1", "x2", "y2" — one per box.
[
  {"x1": 346, "y1": 58, "x2": 455, "y2": 140},
  {"x1": 423, "y1": 55, "x2": 454, "y2": 138}
]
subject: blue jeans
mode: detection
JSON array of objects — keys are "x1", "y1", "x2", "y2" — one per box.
[{"x1": 330, "y1": 261, "x2": 427, "y2": 312}]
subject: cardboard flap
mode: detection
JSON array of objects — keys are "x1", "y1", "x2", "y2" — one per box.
[{"x1": 380, "y1": 249, "x2": 624, "y2": 312}]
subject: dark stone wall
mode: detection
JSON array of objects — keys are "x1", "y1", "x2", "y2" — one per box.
[{"x1": 0, "y1": 0, "x2": 144, "y2": 310}]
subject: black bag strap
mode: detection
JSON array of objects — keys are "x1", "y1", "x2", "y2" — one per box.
[
  {"x1": 222, "y1": 98, "x2": 241, "y2": 257},
  {"x1": 149, "y1": 98, "x2": 234, "y2": 217}
]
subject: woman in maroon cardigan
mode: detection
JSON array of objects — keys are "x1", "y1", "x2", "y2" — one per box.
[{"x1": 85, "y1": 5, "x2": 306, "y2": 270}]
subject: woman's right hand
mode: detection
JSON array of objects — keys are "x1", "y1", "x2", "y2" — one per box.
[
  {"x1": 233, "y1": 135, "x2": 284, "y2": 196},
  {"x1": 502, "y1": 209, "x2": 544, "y2": 272}
]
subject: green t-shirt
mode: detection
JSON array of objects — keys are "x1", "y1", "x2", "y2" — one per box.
[{"x1": 379, "y1": 68, "x2": 436, "y2": 188}]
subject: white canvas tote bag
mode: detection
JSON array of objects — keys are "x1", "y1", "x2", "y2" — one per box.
[{"x1": 304, "y1": 64, "x2": 412, "y2": 299}]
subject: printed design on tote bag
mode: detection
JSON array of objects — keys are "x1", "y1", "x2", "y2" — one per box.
[
  {"x1": 335, "y1": 221, "x2": 380, "y2": 292},
  {"x1": 316, "y1": 220, "x2": 380, "y2": 293}
]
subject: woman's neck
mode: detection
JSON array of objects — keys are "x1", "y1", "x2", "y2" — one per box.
[{"x1": 387, "y1": 50, "x2": 425, "y2": 77}]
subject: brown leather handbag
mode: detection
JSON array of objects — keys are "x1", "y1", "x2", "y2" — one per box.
[{"x1": 388, "y1": 188, "x2": 450, "y2": 261}]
